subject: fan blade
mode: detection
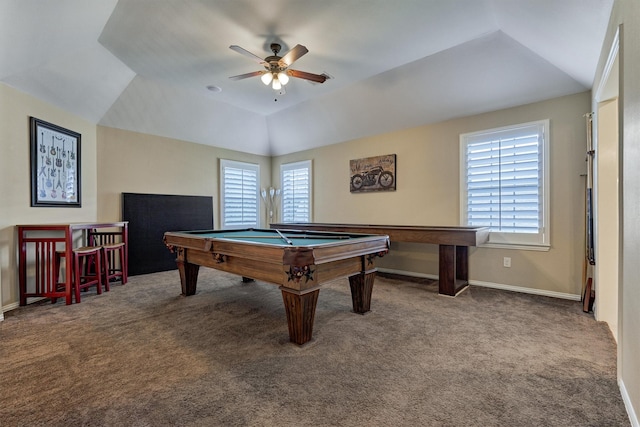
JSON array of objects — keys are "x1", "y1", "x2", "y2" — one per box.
[
  {"x1": 229, "y1": 71, "x2": 265, "y2": 81},
  {"x1": 279, "y1": 44, "x2": 308, "y2": 67},
  {"x1": 229, "y1": 45, "x2": 267, "y2": 65},
  {"x1": 287, "y1": 69, "x2": 327, "y2": 83}
]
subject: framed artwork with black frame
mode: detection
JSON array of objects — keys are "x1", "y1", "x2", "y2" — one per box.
[{"x1": 30, "y1": 117, "x2": 81, "y2": 207}]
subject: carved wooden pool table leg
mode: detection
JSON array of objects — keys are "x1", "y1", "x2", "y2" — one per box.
[
  {"x1": 281, "y1": 288, "x2": 319, "y2": 345},
  {"x1": 349, "y1": 270, "x2": 376, "y2": 313},
  {"x1": 176, "y1": 258, "x2": 200, "y2": 296}
]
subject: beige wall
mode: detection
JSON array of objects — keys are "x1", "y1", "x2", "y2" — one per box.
[
  {"x1": 2, "y1": 85, "x2": 590, "y2": 307},
  {"x1": 0, "y1": 84, "x2": 99, "y2": 307},
  {"x1": 0, "y1": 84, "x2": 270, "y2": 310},
  {"x1": 0, "y1": 86, "x2": 597, "y2": 302},
  {"x1": 593, "y1": 0, "x2": 640, "y2": 422},
  {"x1": 273, "y1": 92, "x2": 591, "y2": 297},
  {"x1": 96, "y1": 126, "x2": 270, "y2": 228}
]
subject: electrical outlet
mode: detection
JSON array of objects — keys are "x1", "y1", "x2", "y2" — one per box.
[{"x1": 503, "y1": 257, "x2": 511, "y2": 268}]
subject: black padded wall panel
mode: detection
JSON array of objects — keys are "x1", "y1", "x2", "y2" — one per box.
[{"x1": 122, "y1": 193, "x2": 214, "y2": 276}]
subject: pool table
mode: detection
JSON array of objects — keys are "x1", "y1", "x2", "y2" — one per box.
[{"x1": 163, "y1": 228, "x2": 389, "y2": 345}]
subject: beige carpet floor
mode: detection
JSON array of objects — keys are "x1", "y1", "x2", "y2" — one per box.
[{"x1": 0, "y1": 268, "x2": 630, "y2": 426}]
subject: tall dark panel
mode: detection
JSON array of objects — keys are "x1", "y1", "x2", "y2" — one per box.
[{"x1": 122, "y1": 193, "x2": 214, "y2": 276}]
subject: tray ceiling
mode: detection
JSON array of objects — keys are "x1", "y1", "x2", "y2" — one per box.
[{"x1": 1, "y1": 0, "x2": 614, "y2": 155}]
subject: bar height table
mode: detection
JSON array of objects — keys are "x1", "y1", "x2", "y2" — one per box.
[{"x1": 17, "y1": 222, "x2": 128, "y2": 305}]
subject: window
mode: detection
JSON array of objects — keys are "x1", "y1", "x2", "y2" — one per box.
[
  {"x1": 460, "y1": 120, "x2": 550, "y2": 249},
  {"x1": 281, "y1": 160, "x2": 312, "y2": 223},
  {"x1": 220, "y1": 159, "x2": 259, "y2": 229}
]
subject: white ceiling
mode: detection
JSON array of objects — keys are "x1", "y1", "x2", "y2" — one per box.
[{"x1": 1, "y1": 0, "x2": 613, "y2": 156}]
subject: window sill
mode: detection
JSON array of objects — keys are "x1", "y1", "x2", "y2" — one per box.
[{"x1": 479, "y1": 242, "x2": 551, "y2": 252}]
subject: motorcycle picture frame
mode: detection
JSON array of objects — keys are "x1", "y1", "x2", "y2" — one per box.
[{"x1": 349, "y1": 154, "x2": 396, "y2": 193}]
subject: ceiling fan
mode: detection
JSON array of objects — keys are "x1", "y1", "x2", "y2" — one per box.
[{"x1": 229, "y1": 43, "x2": 328, "y2": 92}]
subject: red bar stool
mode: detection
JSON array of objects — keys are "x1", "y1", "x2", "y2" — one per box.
[
  {"x1": 102, "y1": 242, "x2": 127, "y2": 285},
  {"x1": 73, "y1": 246, "x2": 104, "y2": 303}
]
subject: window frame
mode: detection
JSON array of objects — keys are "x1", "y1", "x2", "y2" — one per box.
[
  {"x1": 219, "y1": 159, "x2": 260, "y2": 229},
  {"x1": 280, "y1": 160, "x2": 313, "y2": 223},
  {"x1": 459, "y1": 120, "x2": 550, "y2": 251}
]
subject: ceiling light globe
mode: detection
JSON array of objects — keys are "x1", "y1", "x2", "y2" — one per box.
[
  {"x1": 272, "y1": 78, "x2": 282, "y2": 90},
  {"x1": 278, "y1": 71, "x2": 289, "y2": 85},
  {"x1": 261, "y1": 72, "x2": 273, "y2": 85}
]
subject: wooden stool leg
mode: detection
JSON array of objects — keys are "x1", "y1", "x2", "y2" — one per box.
[
  {"x1": 119, "y1": 246, "x2": 127, "y2": 284},
  {"x1": 73, "y1": 247, "x2": 103, "y2": 303},
  {"x1": 95, "y1": 252, "x2": 103, "y2": 295},
  {"x1": 103, "y1": 243, "x2": 126, "y2": 285},
  {"x1": 101, "y1": 248, "x2": 110, "y2": 292},
  {"x1": 52, "y1": 251, "x2": 64, "y2": 304},
  {"x1": 74, "y1": 252, "x2": 82, "y2": 303}
]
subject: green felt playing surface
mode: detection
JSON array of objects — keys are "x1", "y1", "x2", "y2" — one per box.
[{"x1": 181, "y1": 228, "x2": 356, "y2": 246}]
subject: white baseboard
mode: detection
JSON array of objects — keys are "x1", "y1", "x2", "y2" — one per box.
[
  {"x1": 1, "y1": 298, "x2": 47, "y2": 316},
  {"x1": 2, "y1": 301, "x2": 20, "y2": 313},
  {"x1": 469, "y1": 279, "x2": 581, "y2": 301},
  {"x1": 378, "y1": 268, "x2": 581, "y2": 301},
  {"x1": 620, "y1": 378, "x2": 639, "y2": 427}
]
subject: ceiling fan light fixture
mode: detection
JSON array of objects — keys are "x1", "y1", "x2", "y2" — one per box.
[
  {"x1": 261, "y1": 72, "x2": 273, "y2": 85},
  {"x1": 277, "y1": 71, "x2": 289, "y2": 86},
  {"x1": 229, "y1": 43, "x2": 327, "y2": 91}
]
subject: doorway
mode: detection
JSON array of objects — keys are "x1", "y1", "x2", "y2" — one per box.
[{"x1": 594, "y1": 30, "x2": 620, "y2": 341}]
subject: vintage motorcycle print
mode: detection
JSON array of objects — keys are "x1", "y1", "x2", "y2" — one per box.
[
  {"x1": 349, "y1": 154, "x2": 396, "y2": 193},
  {"x1": 350, "y1": 166, "x2": 394, "y2": 190}
]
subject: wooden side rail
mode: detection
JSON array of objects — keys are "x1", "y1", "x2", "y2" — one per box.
[{"x1": 270, "y1": 223, "x2": 490, "y2": 296}]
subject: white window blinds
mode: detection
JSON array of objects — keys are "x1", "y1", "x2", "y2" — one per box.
[
  {"x1": 220, "y1": 160, "x2": 259, "y2": 229},
  {"x1": 461, "y1": 120, "x2": 549, "y2": 248},
  {"x1": 281, "y1": 160, "x2": 311, "y2": 223}
]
